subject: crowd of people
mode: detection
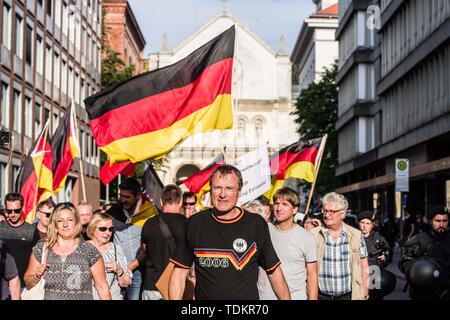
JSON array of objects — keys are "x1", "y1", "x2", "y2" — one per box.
[{"x1": 0, "y1": 164, "x2": 449, "y2": 300}]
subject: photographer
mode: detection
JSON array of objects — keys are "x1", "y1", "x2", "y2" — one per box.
[
  {"x1": 358, "y1": 211, "x2": 393, "y2": 300},
  {"x1": 358, "y1": 211, "x2": 391, "y2": 268}
]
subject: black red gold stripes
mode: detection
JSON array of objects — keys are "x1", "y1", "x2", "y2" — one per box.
[{"x1": 84, "y1": 26, "x2": 235, "y2": 164}]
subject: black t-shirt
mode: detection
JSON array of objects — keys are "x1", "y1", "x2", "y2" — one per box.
[
  {"x1": 0, "y1": 240, "x2": 19, "y2": 300},
  {"x1": 0, "y1": 221, "x2": 40, "y2": 287},
  {"x1": 141, "y1": 212, "x2": 187, "y2": 291},
  {"x1": 171, "y1": 208, "x2": 280, "y2": 300}
]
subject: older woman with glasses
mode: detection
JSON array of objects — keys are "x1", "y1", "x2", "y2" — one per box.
[
  {"x1": 24, "y1": 202, "x2": 111, "y2": 300},
  {"x1": 87, "y1": 213, "x2": 131, "y2": 300}
]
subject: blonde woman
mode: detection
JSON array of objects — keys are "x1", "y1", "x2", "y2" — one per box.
[
  {"x1": 24, "y1": 202, "x2": 111, "y2": 300},
  {"x1": 87, "y1": 213, "x2": 131, "y2": 300}
]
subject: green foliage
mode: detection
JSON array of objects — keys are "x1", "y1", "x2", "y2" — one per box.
[
  {"x1": 291, "y1": 63, "x2": 339, "y2": 193},
  {"x1": 101, "y1": 48, "x2": 135, "y2": 89}
]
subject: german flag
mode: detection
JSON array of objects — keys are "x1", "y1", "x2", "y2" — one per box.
[
  {"x1": 84, "y1": 26, "x2": 235, "y2": 165},
  {"x1": 265, "y1": 137, "x2": 324, "y2": 201},
  {"x1": 99, "y1": 159, "x2": 136, "y2": 185},
  {"x1": 51, "y1": 103, "x2": 80, "y2": 194},
  {"x1": 15, "y1": 121, "x2": 52, "y2": 223},
  {"x1": 180, "y1": 153, "x2": 225, "y2": 207}
]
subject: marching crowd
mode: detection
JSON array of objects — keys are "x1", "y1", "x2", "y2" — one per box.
[{"x1": 0, "y1": 164, "x2": 449, "y2": 300}]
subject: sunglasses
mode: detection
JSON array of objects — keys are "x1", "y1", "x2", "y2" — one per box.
[
  {"x1": 183, "y1": 202, "x2": 196, "y2": 206},
  {"x1": 97, "y1": 226, "x2": 114, "y2": 232},
  {"x1": 38, "y1": 210, "x2": 52, "y2": 218},
  {"x1": 5, "y1": 208, "x2": 22, "y2": 214}
]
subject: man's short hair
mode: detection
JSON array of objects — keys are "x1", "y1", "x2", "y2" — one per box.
[
  {"x1": 427, "y1": 205, "x2": 449, "y2": 220},
  {"x1": 273, "y1": 187, "x2": 300, "y2": 208},
  {"x1": 37, "y1": 198, "x2": 56, "y2": 211},
  {"x1": 4, "y1": 192, "x2": 24, "y2": 207},
  {"x1": 209, "y1": 165, "x2": 243, "y2": 191},
  {"x1": 322, "y1": 192, "x2": 348, "y2": 212},
  {"x1": 119, "y1": 177, "x2": 141, "y2": 195},
  {"x1": 183, "y1": 191, "x2": 196, "y2": 202},
  {"x1": 161, "y1": 184, "x2": 182, "y2": 205},
  {"x1": 76, "y1": 202, "x2": 93, "y2": 212},
  {"x1": 256, "y1": 195, "x2": 270, "y2": 207}
]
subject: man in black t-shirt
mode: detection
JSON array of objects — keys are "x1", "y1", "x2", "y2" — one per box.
[
  {"x1": 169, "y1": 165, "x2": 291, "y2": 300},
  {"x1": 0, "y1": 193, "x2": 40, "y2": 289},
  {"x1": 141, "y1": 184, "x2": 187, "y2": 300}
]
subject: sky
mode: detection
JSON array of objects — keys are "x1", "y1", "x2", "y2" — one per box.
[{"x1": 129, "y1": 0, "x2": 317, "y2": 57}]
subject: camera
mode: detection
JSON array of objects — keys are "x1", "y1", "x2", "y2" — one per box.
[
  {"x1": 0, "y1": 128, "x2": 12, "y2": 145},
  {"x1": 369, "y1": 239, "x2": 389, "y2": 258}
]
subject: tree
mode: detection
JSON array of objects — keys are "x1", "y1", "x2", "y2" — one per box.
[{"x1": 291, "y1": 63, "x2": 339, "y2": 194}]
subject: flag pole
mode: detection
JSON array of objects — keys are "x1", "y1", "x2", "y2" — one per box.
[
  {"x1": 71, "y1": 101, "x2": 87, "y2": 202},
  {"x1": 304, "y1": 134, "x2": 328, "y2": 216},
  {"x1": 29, "y1": 121, "x2": 49, "y2": 222},
  {"x1": 222, "y1": 146, "x2": 227, "y2": 164}
]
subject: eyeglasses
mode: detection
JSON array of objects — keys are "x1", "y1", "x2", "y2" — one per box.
[
  {"x1": 322, "y1": 208, "x2": 344, "y2": 216},
  {"x1": 97, "y1": 226, "x2": 114, "y2": 232},
  {"x1": 211, "y1": 187, "x2": 238, "y2": 195},
  {"x1": 5, "y1": 208, "x2": 22, "y2": 214},
  {"x1": 183, "y1": 202, "x2": 196, "y2": 206},
  {"x1": 38, "y1": 210, "x2": 52, "y2": 218}
]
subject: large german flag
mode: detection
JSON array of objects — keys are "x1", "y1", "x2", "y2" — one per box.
[
  {"x1": 265, "y1": 137, "x2": 324, "y2": 201},
  {"x1": 15, "y1": 121, "x2": 52, "y2": 223},
  {"x1": 84, "y1": 26, "x2": 235, "y2": 165},
  {"x1": 180, "y1": 153, "x2": 225, "y2": 195},
  {"x1": 51, "y1": 103, "x2": 80, "y2": 193}
]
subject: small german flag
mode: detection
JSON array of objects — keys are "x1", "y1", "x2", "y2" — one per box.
[
  {"x1": 15, "y1": 121, "x2": 52, "y2": 223},
  {"x1": 99, "y1": 159, "x2": 136, "y2": 185},
  {"x1": 84, "y1": 26, "x2": 235, "y2": 165},
  {"x1": 265, "y1": 137, "x2": 324, "y2": 201},
  {"x1": 180, "y1": 153, "x2": 225, "y2": 205},
  {"x1": 51, "y1": 103, "x2": 80, "y2": 194}
]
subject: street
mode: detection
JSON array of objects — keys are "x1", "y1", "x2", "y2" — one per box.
[{"x1": 384, "y1": 246, "x2": 410, "y2": 300}]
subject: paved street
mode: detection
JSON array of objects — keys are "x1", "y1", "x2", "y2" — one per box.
[{"x1": 384, "y1": 246, "x2": 410, "y2": 300}]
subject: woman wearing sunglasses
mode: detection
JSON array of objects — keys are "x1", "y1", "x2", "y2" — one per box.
[
  {"x1": 87, "y1": 213, "x2": 131, "y2": 300},
  {"x1": 24, "y1": 202, "x2": 111, "y2": 300}
]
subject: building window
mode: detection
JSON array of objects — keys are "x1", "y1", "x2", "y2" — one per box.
[
  {"x1": 2, "y1": 3, "x2": 12, "y2": 49},
  {"x1": 237, "y1": 119, "x2": 246, "y2": 137},
  {"x1": 36, "y1": 35, "x2": 44, "y2": 74},
  {"x1": 13, "y1": 90, "x2": 21, "y2": 133},
  {"x1": 53, "y1": 111, "x2": 59, "y2": 133},
  {"x1": 34, "y1": 102, "x2": 42, "y2": 137},
  {"x1": 54, "y1": 52, "x2": 60, "y2": 88},
  {"x1": 25, "y1": 97, "x2": 33, "y2": 137},
  {"x1": 26, "y1": 25, "x2": 33, "y2": 66},
  {"x1": 15, "y1": 15, "x2": 24, "y2": 59},
  {"x1": 1, "y1": 82, "x2": 9, "y2": 128},
  {"x1": 0, "y1": 162, "x2": 6, "y2": 200},
  {"x1": 45, "y1": 44, "x2": 52, "y2": 81},
  {"x1": 46, "y1": 0, "x2": 52, "y2": 17}
]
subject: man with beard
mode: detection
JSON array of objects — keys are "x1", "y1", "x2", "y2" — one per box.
[
  {"x1": 169, "y1": 165, "x2": 291, "y2": 300},
  {"x1": 106, "y1": 177, "x2": 158, "y2": 300},
  {"x1": 399, "y1": 205, "x2": 450, "y2": 300},
  {"x1": 0, "y1": 193, "x2": 40, "y2": 289}
]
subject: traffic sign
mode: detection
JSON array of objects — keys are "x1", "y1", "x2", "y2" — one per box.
[{"x1": 395, "y1": 159, "x2": 409, "y2": 192}]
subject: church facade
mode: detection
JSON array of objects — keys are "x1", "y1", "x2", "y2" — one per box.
[{"x1": 149, "y1": 10, "x2": 298, "y2": 185}]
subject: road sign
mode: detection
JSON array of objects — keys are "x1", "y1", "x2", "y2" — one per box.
[{"x1": 395, "y1": 159, "x2": 409, "y2": 192}]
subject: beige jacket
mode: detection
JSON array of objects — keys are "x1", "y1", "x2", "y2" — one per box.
[{"x1": 309, "y1": 223, "x2": 366, "y2": 300}]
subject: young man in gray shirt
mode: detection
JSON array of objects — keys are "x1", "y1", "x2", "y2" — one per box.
[{"x1": 257, "y1": 187, "x2": 318, "y2": 300}]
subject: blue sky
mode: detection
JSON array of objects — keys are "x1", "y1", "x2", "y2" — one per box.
[{"x1": 129, "y1": 0, "x2": 316, "y2": 57}]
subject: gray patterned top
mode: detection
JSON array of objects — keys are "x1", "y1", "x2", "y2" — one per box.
[{"x1": 33, "y1": 240, "x2": 102, "y2": 300}]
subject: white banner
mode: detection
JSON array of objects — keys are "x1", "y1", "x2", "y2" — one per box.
[{"x1": 233, "y1": 144, "x2": 271, "y2": 206}]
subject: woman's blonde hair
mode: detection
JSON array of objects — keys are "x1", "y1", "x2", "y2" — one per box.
[
  {"x1": 46, "y1": 202, "x2": 82, "y2": 248},
  {"x1": 86, "y1": 212, "x2": 114, "y2": 239}
]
